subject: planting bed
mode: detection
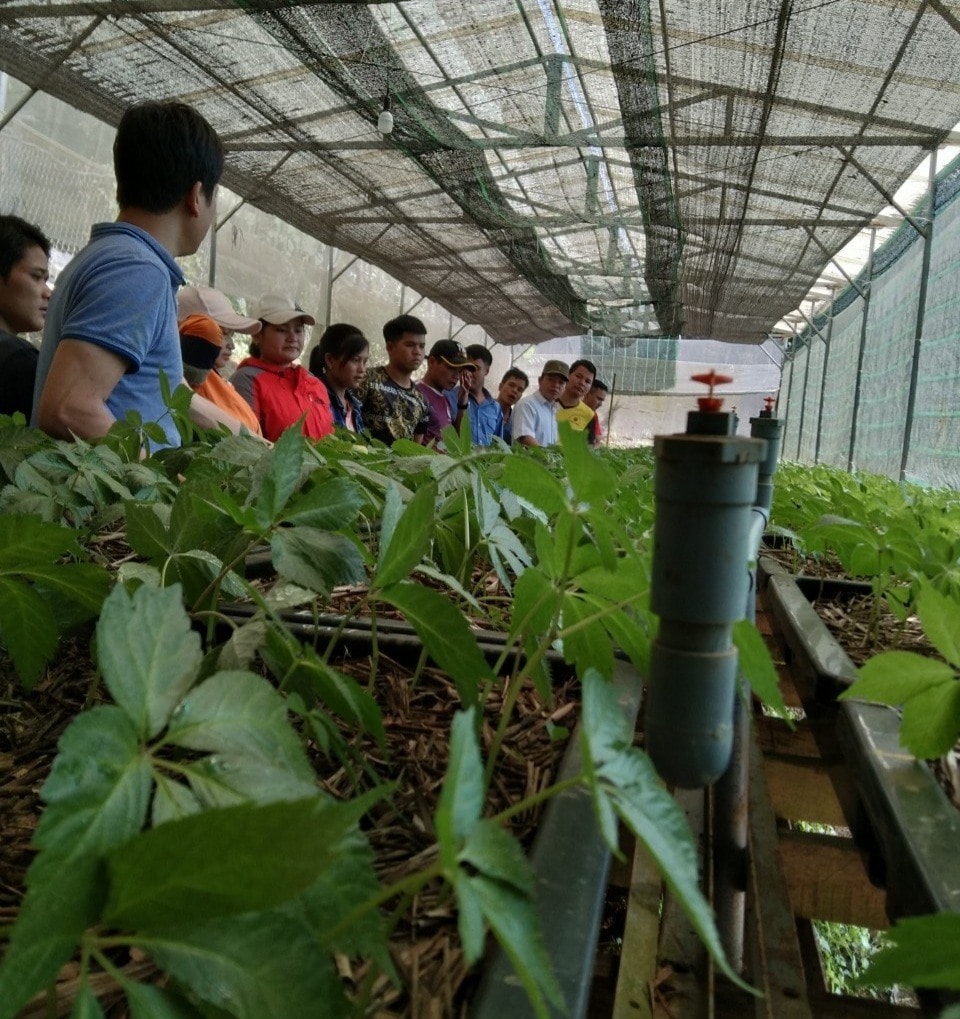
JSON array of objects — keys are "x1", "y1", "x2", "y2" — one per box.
[{"x1": 1, "y1": 638, "x2": 583, "y2": 1017}]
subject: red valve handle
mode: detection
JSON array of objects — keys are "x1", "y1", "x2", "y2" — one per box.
[
  {"x1": 691, "y1": 369, "x2": 733, "y2": 412},
  {"x1": 763, "y1": 395, "x2": 776, "y2": 413}
]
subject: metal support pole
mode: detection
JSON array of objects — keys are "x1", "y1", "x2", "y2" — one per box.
[
  {"x1": 207, "y1": 220, "x2": 217, "y2": 286},
  {"x1": 848, "y1": 227, "x2": 877, "y2": 472},
  {"x1": 900, "y1": 149, "x2": 938, "y2": 483},
  {"x1": 795, "y1": 303, "x2": 817, "y2": 461},
  {"x1": 782, "y1": 354, "x2": 796, "y2": 455},
  {"x1": 814, "y1": 287, "x2": 837, "y2": 464},
  {"x1": 324, "y1": 245, "x2": 336, "y2": 329}
]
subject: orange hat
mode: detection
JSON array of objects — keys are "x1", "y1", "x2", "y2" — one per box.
[
  {"x1": 179, "y1": 314, "x2": 223, "y2": 346},
  {"x1": 179, "y1": 314, "x2": 223, "y2": 370}
]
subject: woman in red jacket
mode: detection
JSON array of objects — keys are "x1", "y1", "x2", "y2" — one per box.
[{"x1": 232, "y1": 295, "x2": 333, "y2": 442}]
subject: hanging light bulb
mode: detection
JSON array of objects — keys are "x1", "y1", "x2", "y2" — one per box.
[{"x1": 377, "y1": 93, "x2": 393, "y2": 136}]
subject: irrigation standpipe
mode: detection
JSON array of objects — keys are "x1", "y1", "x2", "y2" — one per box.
[{"x1": 646, "y1": 377, "x2": 781, "y2": 970}]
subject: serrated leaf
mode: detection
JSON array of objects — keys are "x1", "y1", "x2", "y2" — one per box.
[
  {"x1": 379, "y1": 582, "x2": 493, "y2": 705},
  {"x1": 858, "y1": 913, "x2": 960, "y2": 990},
  {"x1": 70, "y1": 983, "x2": 107, "y2": 1019},
  {"x1": 271, "y1": 527, "x2": 365, "y2": 597},
  {"x1": 124, "y1": 501, "x2": 173, "y2": 559},
  {"x1": 144, "y1": 910, "x2": 348, "y2": 1019},
  {"x1": 511, "y1": 567, "x2": 560, "y2": 640},
  {"x1": 459, "y1": 820, "x2": 532, "y2": 894},
  {"x1": 281, "y1": 476, "x2": 364, "y2": 530},
  {"x1": 560, "y1": 592, "x2": 614, "y2": 681},
  {"x1": 454, "y1": 872, "x2": 486, "y2": 964},
  {"x1": 465, "y1": 873, "x2": 565, "y2": 1017},
  {"x1": 841, "y1": 651, "x2": 954, "y2": 705},
  {"x1": 373, "y1": 481, "x2": 436, "y2": 588},
  {"x1": 917, "y1": 584, "x2": 960, "y2": 668},
  {"x1": 29, "y1": 562, "x2": 112, "y2": 614},
  {"x1": 288, "y1": 653, "x2": 386, "y2": 749},
  {"x1": 0, "y1": 707, "x2": 151, "y2": 1019},
  {"x1": 255, "y1": 426, "x2": 305, "y2": 527},
  {"x1": 900, "y1": 680, "x2": 960, "y2": 759},
  {"x1": 121, "y1": 980, "x2": 203, "y2": 1019},
  {"x1": 580, "y1": 671, "x2": 753, "y2": 995},
  {"x1": 0, "y1": 576, "x2": 58, "y2": 689},
  {"x1": 732, "y1": 619, "x2": 791, "y2": 721},
  {"x1": 166, "y1": 671, "x2": 315, "y2": 784},
  {"x1": 436, "y1": 709, "x2": 483, "y2": 869},
  {"x1": 104, "y1": 797, "x2": 372, "y2": 929},
  {"x1": 0, "y1": 514, "x2": 79, "y2": 565},
  {"x1": 96, "y1": 584, "x2": 202, "y2": 740},
  {"x1": 152, "y1": 773, "x2": 202, "y2": 826},
  {"x1": 501, "y1": 456, "x2": 565, "y2": 516},
  {"x1": 560, "y1": 425, "x2": 616, "y2": 508}
]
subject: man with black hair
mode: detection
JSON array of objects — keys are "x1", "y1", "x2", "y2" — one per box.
[
  {"x1": 33, "y1": 101, "x2": 243, "y2": 447},
  {"x1": 445, "y1": 343, "x2": 505, "y2": 445},
  {"x1": 584, "y1": 378, "x2": 608, "y2": 447},
  {"x1": 495, "y1": 366, "x2": 528, "y2": 444},
  {"x1": 359, "y1": 314, "x2": 430, "y2": 444},
  {"x1": 0, "y1": 215, "x2": 50, "y2": 418},
  {"x1": 556, "y1": 357, "x2": 597, "y2": 434}
]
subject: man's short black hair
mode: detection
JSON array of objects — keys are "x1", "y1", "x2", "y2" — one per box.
[
  {"x1": 569, "y1": 358, "x2": 597, "y2": 380},
  {"x1": 114, "y1": 101, "x2": 224, "y2": 214},
  {"x1": 590, "y1": 379, "x2": 609, "y2": 393},
  {"x1": 0, "y1": 215, "x2": 50, "y2": 279},
  {"x1": 501, "y1": 366, "x2": 529, "y2": 388},
  {"x1": 465, "y1": 343, "x2": 492, "y2": 367},
  {"x1": 383, "y1": 314, "x2": 427, "y2": 343}
]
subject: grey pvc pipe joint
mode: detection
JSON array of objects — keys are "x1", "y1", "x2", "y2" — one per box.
[{"x1": 646, "y1": 428, "x2": 766, "y2": 788}]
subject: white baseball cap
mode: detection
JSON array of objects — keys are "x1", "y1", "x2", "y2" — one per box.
[
  {"x1": 178, "y1": 286, "x2": 261, "y2": 334},
  {"x1": 251, "y1": 294, "x2": 316, "y2": 327}
]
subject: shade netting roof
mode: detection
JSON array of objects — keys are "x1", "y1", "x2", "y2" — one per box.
[{"x1": 2, "y1": 0, "x2": 959, "y2": 344}]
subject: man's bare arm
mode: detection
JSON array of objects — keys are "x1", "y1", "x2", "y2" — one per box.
[
  {"x1": 187, "y1": 390, "x2": 245, "y2": 435},
  {"x1": 36, "y1": 339, "x2": 127, "y2": 439}
]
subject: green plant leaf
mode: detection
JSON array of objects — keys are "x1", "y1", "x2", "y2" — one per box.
[
  {"x1": 900, "y1": 680, "x2": 960, "y2": 759},
  {"x1": 580, "y1": 671, "x2": 753, "y2": 995},
  {"x1": 271, "y1": 527, "x2": 366, "y2": 597},
  {"x1": 71, "y1": 983, "x2": 107, "y2": 1019},
  {"x1": 511, "y1": 566, "x2": 560, "y2": 640},
  {"x1": 0, "y1": 513, "x2": 79, "y2": 564},
  {"x1": 841, "y1": 651, "x2": 954, "y2": 705},
  {"x1": 0, "y1": 707, "x2": 151, "y2": 1019},
  {"x1": 459, "y1": 819, "x2": 532, "y2": 894},
  {"x1": 560, "y1": 591, "x2": 614, "y2": 681},
  {"x1": 280, "y1": 476, "x2": 364, "y2": 530},
  {"x1": 96, "y1": 584, "x2": 202, "y2": 740},
  {"x1": 254, "y1": 426, "x2": 305, "y2": 527},
  {"x1": 917, "y1": 583, "x2": 960, "y2": 668},
  {"x1": 143, "y1": 909, "x2": 348, "y2": 1019},
  {"x1": 373, "y1": 480, "x2": 436, "y2": 588},
  {"x1": 560, "y1": 425, "x2": 616, "y2": 509},
  {"x1": 152, "y1": 773, "x2": 202, "y2": 826},
  {"x1": 29, "y1": 562, "x2": 112, "y2": 614},
  {"x1": 454, "y1": 872, "x2": 486, "y2": 963},
  {"x1": 121, "y1": 979, "x2": 203, "y2": 1019},
  {"x1": 124, "y1": 500, "x2": 173, "y2": 559},
  {"x1": 857, "y1": 913, "x2": 960, "y2": 990},
  {"x1": 0, "y1": 576, "x2": 58, "y2": 689},
  {"x1": 104, "y1": 797, "x2": 374, "y2": 929},
  {"x1": 464, "y1": 872, "x2": 565, "y2": 1017},
  {"x1": 501, "y1": 456, "x2": 565, "y2": 516},
  {"x1": 165, "y1": 671, "x2": 316, "y2": 785},
  {"x1": 379, "y1": 581, "x2": 494, "y2": 704},
  {"x1": 732, "y1": 619, "x2": 791, "y2": 721},
  {"x1": 436, "y1": 708, "x2": 483, "y2": 869}
]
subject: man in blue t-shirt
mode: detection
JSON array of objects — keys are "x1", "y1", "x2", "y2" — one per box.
[
  {"x1": 33, "y1": 101, "x2": 244, "y2": 448},
  {"x1": 444, "y1": 343, "x2": 505, "y2": 445}
]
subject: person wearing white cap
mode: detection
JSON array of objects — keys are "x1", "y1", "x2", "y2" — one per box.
[
  {"x1": 177, "y1": 284, "x2": 260, "y2": 376},
  {"x1": 231, "y1": 294, "x2": 333, "y2": 442}
]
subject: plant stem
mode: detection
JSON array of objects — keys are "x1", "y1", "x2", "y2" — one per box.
[{"x1": 321, "y1": 860, "x2": 443, "y2": 949}]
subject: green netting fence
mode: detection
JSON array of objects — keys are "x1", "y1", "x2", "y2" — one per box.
[{"x1": 782, "y1": 151, "x2": 960, "y2": 491}]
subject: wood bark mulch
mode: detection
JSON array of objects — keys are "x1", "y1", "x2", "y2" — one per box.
[{"x1": 1, "y1": 632, "x2": 579, "y2": 1018}]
